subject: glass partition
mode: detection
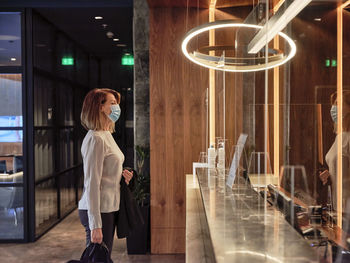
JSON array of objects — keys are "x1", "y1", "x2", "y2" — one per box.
[
  {"x1": 0, "y1": 72, "x2": 24, "y2": 240},
  {"x1": 194, "y1": 1, "x2": 350, "y2": 260}
]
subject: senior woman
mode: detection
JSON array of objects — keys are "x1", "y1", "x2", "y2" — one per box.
[{"x1": 78, "y1": 88, "x2": 133, "y2": 259}]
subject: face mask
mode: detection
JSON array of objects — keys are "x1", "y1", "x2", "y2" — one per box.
[
  {"x1": 108, "y1": 104, "x2": 121, "y2": 123},
  {"x1": 330, "y1": 105, "x2": 337, "y2": 123}
]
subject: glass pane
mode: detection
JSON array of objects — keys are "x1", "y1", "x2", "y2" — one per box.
[
  {"x1": 0, "y1": 129, "x2": 23, "y2": 174},
  {"x1": 58, "y1": 128, "x2": 74, "y2": 171},
  {"x1": 34, "y1": 130, "x2": 54, "y2": 181},
  {"x1": 76, "y1": 49, "x2": 88, "y2": 86},
  {"x1": 60, "y1": 170, "x2": 76, "y2": 216},
  {"x1": 0, "y1": 12, "x2": 21, "y2": 66},
  {"x1": 0, "y1": 74, "x2": 22, "y2": 127},
  {"x1": 35, "y1": 178, "x2": 57, "y2": 235},
  {"x1": 56, "y1": 33, "x2": 75, "y2": 81},
  {"x1": 33, "y1": 13, "x2": 55, "y2": 72},
  {"x1": 77, "y1": 166, "x2": 84, "y2": 201},
  {"x1": 0, "y1": 186, "x2": 24, "y2": 239},
  {"x1": 34, "y1": 75, "x2": 54, "y2": 126},
  {"x1": 57, "y1": 84, "x2": 74, "y2": 126}
]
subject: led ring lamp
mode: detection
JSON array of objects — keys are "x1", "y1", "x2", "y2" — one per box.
[{"x1": 181, "y1": 20, "x2": 297, "y2": 72}]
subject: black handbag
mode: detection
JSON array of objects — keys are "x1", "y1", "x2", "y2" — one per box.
[
  {"x1": 67, "y1": 242, "x2": 112, "y2": 263},
  {"x1": 116, "y1": 177, "x2": 144, "y2": 238}
]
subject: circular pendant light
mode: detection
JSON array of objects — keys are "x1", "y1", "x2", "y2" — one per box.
[{"x1": 181, "y1": 20, "x2": 296, "y2": 72}]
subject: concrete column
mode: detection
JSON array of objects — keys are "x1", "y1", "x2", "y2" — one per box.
[{"x1": 133, "y1": 0, "x2": 150, "y2": 172}]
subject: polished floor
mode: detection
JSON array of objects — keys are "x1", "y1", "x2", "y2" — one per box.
[{"x1": 0, "y1": 210, "x2": 185, "y2": 263}]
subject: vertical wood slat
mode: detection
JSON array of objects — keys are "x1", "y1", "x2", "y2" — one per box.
[{"x1": 149, "y1": 7, "x2": 209, "y2": 253}]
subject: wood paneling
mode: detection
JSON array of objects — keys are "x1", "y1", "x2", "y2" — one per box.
[
  {"x1": 149, "y1": 7, "x2": 209, "y2": 254},
  {"x1": 147, "y1": 0, "x2": 210, "y2": 8},
  {"x1": 147, "y1": 0, "x2": 252, "y2": 8}
]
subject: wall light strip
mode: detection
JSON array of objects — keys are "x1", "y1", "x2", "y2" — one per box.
[
  {"x1": 336, "y1": 5, "x2": 343, "y2": 228},
  {"x1": 209, "y1": 5, "x2": 216, "y2": 145},
  {"x1": 182, "y1": 21, "x2": 296, "y2": 72},
  {"x1": 273, "y1": 0, "x2": 286, "y2": 13},
  {"x1": 248, "y1": 0, "x2": 311, "y2": 54},
  {"x1": 341, "y1": 0, "x2": 350, "y2": 9}
]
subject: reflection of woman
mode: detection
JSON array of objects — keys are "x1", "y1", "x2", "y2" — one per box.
[
  {"x1": 320, "y1": 91, "x2": 350, "y2": 210},
  {"x1": 78, "y1": 88, "x2": 133, "y2": 259}
]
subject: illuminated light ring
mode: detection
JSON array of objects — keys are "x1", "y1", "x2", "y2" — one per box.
[{"x1": 181, "y1": 20, "x2": 297, "y2": 72}]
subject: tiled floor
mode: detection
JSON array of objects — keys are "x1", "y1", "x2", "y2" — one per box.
[{"x1": 0, "y1": 210, "x2": 185, "y2": 263}]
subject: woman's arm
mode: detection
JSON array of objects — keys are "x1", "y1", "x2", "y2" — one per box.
[{"x1": 83, "y1": 135, "x2": 105, "y2": 241}]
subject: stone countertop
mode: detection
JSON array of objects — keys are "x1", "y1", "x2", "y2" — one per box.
[{"x1": 187, "y1": 168, "x2": 319, "y2": 263}]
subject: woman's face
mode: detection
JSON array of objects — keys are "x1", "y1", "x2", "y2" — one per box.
[{"x1": 101, "y1": 93, "x2": 117, "y2": 116}]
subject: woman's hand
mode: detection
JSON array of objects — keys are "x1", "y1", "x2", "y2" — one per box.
[
  {"x1": 91, "y1": 228, "x2": 103, "y2": 244},
  {"x1": 319, "y1": 170, "x2": 330, "y2": 185},
  {"x1": 122, "y1": 169, "x2": 133, "y2": 185}
]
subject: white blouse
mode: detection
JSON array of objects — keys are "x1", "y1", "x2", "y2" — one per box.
[
  {"x1": 78, "y1": 130, "x2": 124, "y2": 230},
  {"x1": 325, "y1": 132, "x2": 350, "y2": 209}
]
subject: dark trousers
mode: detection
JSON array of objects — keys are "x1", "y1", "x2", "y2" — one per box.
[{"x1": 79, "y1": 210, "x2": 119, "y2": 258}]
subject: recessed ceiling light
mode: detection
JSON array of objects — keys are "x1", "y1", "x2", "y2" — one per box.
[
  {"x1": 125, "y1": 53, "x2": 130, "y2": 55},
  {"x1": 102, "y1": 24, "x2": 108, "y2": 28},
  {"x1": 113, "y1": 38, "x2": 119, "y2": 41},
  {"x1": 106, "y1": 31, "x2": 114, "y2": 38},
  {"x1": 117, "y1": 44, "x2": 127, "y2": 47},
  {"x1": 314, "y1": 18, "x2": 321, "y2": 21},
  {"x1": 95, "y1": 16, "x2": 103, "y2": 20},
  {"x1": 10, "y1": 58, "x2": 16, "y2": 61}
]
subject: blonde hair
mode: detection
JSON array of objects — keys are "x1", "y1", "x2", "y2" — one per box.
[
  {"x1": 81, "y1": 88, "x2": 121, "y2": 132},
  {"x1": 330, "y1": 91, "x2": 350, "y2": 132}
]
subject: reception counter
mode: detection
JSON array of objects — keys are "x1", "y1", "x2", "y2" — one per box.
[{"x1": 186, "y1": 169, "x2": 319, "y2": 262}]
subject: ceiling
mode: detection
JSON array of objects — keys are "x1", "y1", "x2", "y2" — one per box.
[
  {"x1": 35, "y1": 7, "x2": 133, "y2": 58},
  {"x1": 0, "y1": 0, "x2": 132, "y2": 8},
  {"x1": 0, "y1": 1, "x2": 133, "y2": 63}
]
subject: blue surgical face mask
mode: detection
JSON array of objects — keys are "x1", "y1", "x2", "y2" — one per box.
[
  {"x1": 330, "y1": 105, "x2": 337, "y2": 123},
  {"x1": 108, "y1": 104, "x2": 121, "y2": 123}
]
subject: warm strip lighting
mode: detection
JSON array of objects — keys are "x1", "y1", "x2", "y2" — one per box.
[
  {"x1": 273, "y1": 0, "x2": 286, "y2": 13},
  {"x1": 94, "y1": 16, "x2": 103, "y2": 20},
  {"x1": 341, "y1": 0, "x2": 350, "y2": 9},
  {"x1": 113, "y1": 38, "x2": 119, "y2": 41},
  {"x1": 209, "y1": 2, "x2": 216, "y2": 145},
  {"x1": 336, "y1": 5, "x2": 343, "y2": 228},
  {"x1": 248, "y1": 0, "x2": 311, "y2": 54},
  {"x1": 182, "y1": 21, "x2": 297, "y2": 72},
  {"x1": 273, "y1": 35, "x2": 279, "y2": 181}
]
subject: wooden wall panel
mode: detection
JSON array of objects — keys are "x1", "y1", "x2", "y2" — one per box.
[
  {"x1": 147, "y1": 0, "x2": 252, "y2": 8},
  {"x1": 149, "y1": 7, "x2": 209, "y2": 254}
]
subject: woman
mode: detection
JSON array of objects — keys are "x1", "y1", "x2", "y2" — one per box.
[
  {"x1": 319, "y1": 91, "x2": 350, "y2": 212},
  {"x1": 78, "y1": 88, "x2": 133, "y2": 259}
]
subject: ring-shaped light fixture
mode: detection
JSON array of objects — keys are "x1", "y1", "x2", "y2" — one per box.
[{"x1": 181, "y1": 20, "x2": 296, "y2": 72}]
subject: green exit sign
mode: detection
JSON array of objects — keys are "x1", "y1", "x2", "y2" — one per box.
[
  {"x1": 62, "y1": 56, "x2": 74, "y2": 66},
  {"x1": 325, "y1": 59, "x2": 330, "y2": 67},
  {"x1": 122, "y1": 54, "x2": 134, "y2": 66}
]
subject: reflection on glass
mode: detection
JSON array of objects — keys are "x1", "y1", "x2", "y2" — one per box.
[
  {"x1": 247, "y1": 151, "x2": 276, "y2": 187},
  {"x1": 0, "y1": 185, "x2": 24, "y2": 239},
  {"x1": 0, "y1": 74, "x2": 22, "y2": 127},
  {"x1": 34, "y1": 130, "x2": 53, "y2": 181},
  {"x1": 33, "y1": 13, "x2": 55, "y2": 72},
  {"x1": 0, "y1": 12, "x2": 21, "y2": 66},
  {"x1": 58, "y1": 85, "x2": 74, "y2": 126},
  {"x1": 34, "y1": 76, "x2": 54, "y2": 126},
  {"x1": 58, "y1": 129, "x2": 74, "y2": 171},
  {"x1": 60, "y1": 171, "x2": 76, "y2": 216},
  {"x1": 35, "y1": 179, "x2": 57, "y2": 235}
]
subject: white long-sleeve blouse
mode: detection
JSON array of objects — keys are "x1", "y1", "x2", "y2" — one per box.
[
  {"x1": 325, "y1": 132, "x2": 350, "y2": 210},
  {"x1": 78, "y1": 130, "x2": 124, "y2": 230}
]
